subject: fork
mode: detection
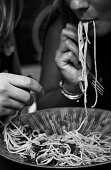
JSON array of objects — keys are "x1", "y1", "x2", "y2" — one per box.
[{"x1": 88, "y1": 72, "x2": 104, "y2": 96}]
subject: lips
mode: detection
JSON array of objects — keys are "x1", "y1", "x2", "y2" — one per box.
[{"x1": 80, "y1": 18, "x2": 96, "y2": 22}]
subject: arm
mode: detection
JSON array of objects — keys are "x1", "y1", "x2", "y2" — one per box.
[
  {"x1": 0, "y1": 73, "x2": 43, "y2": 117},
  {"x1": 37, "y1": 19, "x2": 83, "y2": 110},
  {"x1": 0, "y1": 35, "x2": 42, "y2": 117}
]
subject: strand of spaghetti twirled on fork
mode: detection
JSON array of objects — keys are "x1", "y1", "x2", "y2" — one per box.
[{"x1": 77, "y1": 21, "x2": 97, "y2": 130}]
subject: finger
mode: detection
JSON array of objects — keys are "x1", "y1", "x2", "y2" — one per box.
[
  {"x1": 66, "y1": 23, "x2": 78, "y2": 32},
  {"x1": 67, "y1": 51, "x2": 81, "y2": 69},
  {"x1": 0, "y1": 107, "x2": 16, "y2": 117},
  {"x1": 61, "y1": 28, "x2": 78, "y2": 42},
  {"x1": 0, "y1": 93, "x2": 25, "y2": 110},
  {"x1": 66, "y1": 23, "x2": 78, "y2": 42},
  {"x1": 55, "y1": 51, "x2": 82, "y2": 83},
  {"x1": 55, "y1": 51, "x2": 81, "y2": 69},
  {"x1": 0, "y1": 85, "x2": 34, "y2": 108},
  {"x1": 2, "y1": 98, "x2": 25, "y2": 110},
  {"x1": 8, "y1": 85, "x2": 34, "y2": 106},
  {"x1": 59, "y1": 38, "x2": 79, "y2": 57},
  {"x1": 2, "y1": 73, "x2": 43, "y2": 94}
]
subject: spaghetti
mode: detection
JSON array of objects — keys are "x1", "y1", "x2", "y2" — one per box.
[
  {"x1": 1, "y1": 21, "x2": 106, "y2": 167},
  {"x1": 2, "y1": 120, "x2": 111, "y2": 167},
  {"x1": 78, "y1": 21, "x2": 98, "y2": 110}
]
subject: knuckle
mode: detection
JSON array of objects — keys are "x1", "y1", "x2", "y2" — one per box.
[
  {"x1": 0, "y1": 96, "x2": 7, "y2": 105},
  {"x1": 9, "y1": 109, "x2": 16, "y2": 116},
  {"x1": 27, "y1": 97, "x2": 33, "y2": 106},
  {"x1": 18, "y1": 103, "x2": 25, "y2": 110},
  {"x1": 61, "y1": 28, "x2": 66, "y2": 35},
  {"x1": 0, "y1": 88, "x2": 7, "y2": 94},
  {"x1": 68, "y1": 51, "x2": 72, "y2": 57},
  {"x1": 55, "y1": 54, "x2": 61, "y2": 65},
  {"x1": 55, "y1": 50, "x2": 61, "y2": 61},
  {"x1": 25, "y1": 94, "x2": 31, "y2": 104},
  {"x1": 57, "y1": 43, "x2": 62, "y2": 51},
  {"x1": 24, "y1": 77, "x2": 32, "y2": 88},
  {"x1": 0, "y1": 108, "x2": 12, "y2": 116},
  {"x1": 25, "y1": 93, "x2": 33, "y2": 106},
  {"x1": 65, "y1": 39, "x2": 70, "y2": 46},
  {"x1": 0, "y1": 81, "x2": 9, "y2": 93}
]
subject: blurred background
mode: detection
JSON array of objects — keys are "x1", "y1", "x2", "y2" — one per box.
[{"x1": 15, "y1": 0, "x2": 54, "y2": 79}]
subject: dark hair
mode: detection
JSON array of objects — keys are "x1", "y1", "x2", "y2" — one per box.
[{"x1": 0, "y1": 0, "x2": 23, "y2": 44}]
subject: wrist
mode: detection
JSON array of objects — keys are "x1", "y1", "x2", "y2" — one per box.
[
  {"x1": 63, "y1": 81, "x2": 82, "y2": 94},
  {"x1": 59, "y1": 80, "x2": 83, "y2": 100}
]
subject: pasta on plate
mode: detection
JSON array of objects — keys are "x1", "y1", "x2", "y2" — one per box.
[{"x1": 1, "y1": 21, "x2": 110, "y2": 168}]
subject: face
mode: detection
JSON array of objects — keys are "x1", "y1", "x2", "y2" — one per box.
[{"x1": 65, "y1": 0, "x2": 111, "y2": 37}]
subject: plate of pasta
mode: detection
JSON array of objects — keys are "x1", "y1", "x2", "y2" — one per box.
[{"x1": 0, "y1": 107, "x2": 111, "y2": 169}]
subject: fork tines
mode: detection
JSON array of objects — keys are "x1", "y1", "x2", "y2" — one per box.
[{"x1": 88, "y1": 72, "x2": 104, "y2": 96}]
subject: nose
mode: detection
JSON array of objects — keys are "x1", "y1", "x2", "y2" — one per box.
[{"x1": 70, "y1": 0, "x2": 89, "y2": 11}]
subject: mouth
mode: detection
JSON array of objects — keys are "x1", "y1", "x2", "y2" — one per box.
[
  {"x1": 79, "y1": 19, "x2": 97, "y2": 37},
  {"x1": 80, "y1": 19, "x2": 96, "y2": 23}
]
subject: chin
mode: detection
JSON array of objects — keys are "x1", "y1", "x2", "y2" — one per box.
[
  {"x1": 89, "y1": 23, "x2": 111, "y2": 37},
  {"x1": 96, "y1": 29, "x2": 111, "y2": 37},
  {"x1": 96, "y1": 21, "x2": 111, "y2": 37}
]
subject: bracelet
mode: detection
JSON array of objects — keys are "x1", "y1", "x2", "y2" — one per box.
[{"x1": 59, "y1": 80, "x2": 83, "y2": 100}]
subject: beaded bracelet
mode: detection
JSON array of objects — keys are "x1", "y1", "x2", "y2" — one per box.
[{"x1": 59, "y1": 80, "x2": 83, "y2": 100}]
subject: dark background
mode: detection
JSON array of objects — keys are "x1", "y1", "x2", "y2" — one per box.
[{"x1": 15, "y1": 0, "x2": 53, "y2": 65}]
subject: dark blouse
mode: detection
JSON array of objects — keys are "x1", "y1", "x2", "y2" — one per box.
[
  {"x1": 41, "y1": 1, "x2": 111, "y2": 111},
  {"x1": 87, "y1": 33, "x2": 111, "y2": 110},
  {"x1": 0, "y1": 39, "x2": 16, "y2": 73},
  {"x1": 0, "y1": 51, "x2": 14, "y2": 73}
]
